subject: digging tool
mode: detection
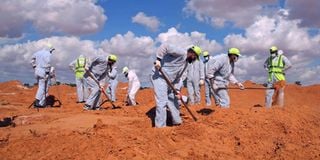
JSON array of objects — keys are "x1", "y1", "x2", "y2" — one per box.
[
  {"x1": 44, "y1": 75, "x2": 48, "y2": 106},
  {"x1": 85, "y1": 69, "x2": 116, "y2": 109},
  {"x1": 219, "y1": 87, "x2": 275, "y2": 90},
  {"x1": 157, "y1": 67, "x2": 197, "y2": 121}
]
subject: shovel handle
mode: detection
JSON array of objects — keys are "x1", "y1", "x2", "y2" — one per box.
[
  {"x1": 85, "y1": 69, "x2": 115, "y2": 108},
  {"x1": 157, "y1": 67, "x2": 197, "y2": 121}
]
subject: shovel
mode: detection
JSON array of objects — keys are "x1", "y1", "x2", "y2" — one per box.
[
  {"x1": 220, "y1": 87, "x2": 275, "y2": 90},
  {"x1": 157, "y1": 67, "x2": 197, "y2": 121},
  {"x1": 85, "y1": 69, "x2": 118, "y2": 109}
]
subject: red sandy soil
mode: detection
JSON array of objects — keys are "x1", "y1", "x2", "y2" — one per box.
[{"x1": 0, "y1": 80, "x2": 319, "y2": 159}]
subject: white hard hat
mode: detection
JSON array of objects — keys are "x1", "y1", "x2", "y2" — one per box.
[{"x1": 122, "y1": 66, "x2": 129, "y2": 74}]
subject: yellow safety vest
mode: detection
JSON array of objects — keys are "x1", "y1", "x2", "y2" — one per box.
[
  {"x1": 75, "y1": 57, "x2": 86, "y2": 78},
  {"x1": 268, "y1": 55, "x2": 285, "y2": 82}
]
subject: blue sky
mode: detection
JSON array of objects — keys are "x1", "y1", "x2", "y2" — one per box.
[
  {"x1": 84, "y1": 0, "x2": 244, "y2": 43},
  {"x1": 0, "y1": 0, "x2": 319, "y2": 86}
]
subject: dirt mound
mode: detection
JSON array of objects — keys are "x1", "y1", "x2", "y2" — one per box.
[{"x1": 0, "y1": 80, "x2": 319, "y2": 159}]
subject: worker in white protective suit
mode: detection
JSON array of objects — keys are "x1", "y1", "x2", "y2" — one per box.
[
  {"x1": 264, "y1": 46, "x2": 292, "y2": 108},
  {"x1": 151, "y1": 44, "x2": 202, "y2": 128},
  {"x1": 122, "y1": 67, "x2": 141, "y2": 106},
  {"x1": 206, "y1": 48, "x2": 245, "y2": 108},
  {"x1": 69, "y1": 55, "x2": 89, "y2": 103},
  {"x1": 202, "y1": 51, "x2": 219, "y2": 106},
  {"x1": 30, "y1": 43, "x2": 55, "y2": 108},
  {"x1": 83, "y1": 54, "x2": 118, "y2": 110},
  {"x1": 186, "y1": 54, "x2": 205, "y2": 105}
]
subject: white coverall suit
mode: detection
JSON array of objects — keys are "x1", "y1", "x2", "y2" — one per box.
[
  {"x1": 264, "y1": 54, "x2": 292, "y2": 108},
  {"x1": 105, "y1": 66, "x2": 118, "y2": 102},
  {"x1": 206, "y1": 54, "x2": 240, "y2": 108},
  {"x1": 69, "y1": 56, "x2": 89, "y2": 103},
  {"x1": 126, "y1": 70, "x2": 141, "y2": 106},
  {"x1": 186, "y1": 59, "x2": 204, "y2": 104},
  {"x1": 203, "y1": 56, "x2": 219, "y2": 106},
  {"x1": 151, "y1": 44, "x2": 188, "y2": 128},
  {"x1": 84, "y1": 56, "x2": 111, "y2": 110},
  {"x1": 31, "y1": 48, "x2": 52, "y2": 107}
]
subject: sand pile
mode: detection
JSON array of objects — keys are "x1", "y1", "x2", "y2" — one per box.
[{"x1": 0, "y1": 80, "x2": 319, "y2": 159}]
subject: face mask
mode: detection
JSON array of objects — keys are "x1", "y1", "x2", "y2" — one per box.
[
  {"x1": 50, "y1": 48, "x2": 55, "y2": 53},
  {"x1": 271, "y1": 53, "x2": 276, "y2": 58},
  {"x1": 233, "y1": 56, "x2": 238, "y2": 62},
  {"x1": 186, "y1": 55, "x2": 196, "y2": 63},
  {"x1": 187, "y1": 58, "x2": 193, "y2": 63},
  {"x1": 204, "y1": 56, "x2": 209, "y2": 62},
  {"x1": 108, "y1": 61, "x2": 115, "y2": 65}
]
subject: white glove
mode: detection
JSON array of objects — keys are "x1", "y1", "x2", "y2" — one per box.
[
  {"x1": 51, "y1": 78, "x2": 57, "y2": 85},
  {"x1": 209, "y1": 78, "x2": 218, "y2": 90},
  {"x1": 212, "y1": 83, "x2": 218, "y2": 90},
  {"x1": 49, "y1": 67, "x2": 55, "y2": 77},
  {"x1": 237, "y1": 82, "x2": 245, "y2": 90},
  {"x1": 175, "y1": 91, "x2": 182, "y2": 99},
  {"x1": 44, "y1": 74, "x2": 49, "y2": 80},
  {"x1": 154, "y1": 59, "x2": 161, "y2": 68},
  {"x1": 99, "y1": 83, "x2": 105, "y2": 90},
  {"x1": 199, "y1": 79, "x2": 205, "y2": 85},
  {"x1": 85, "y1": 66, "x2": 89, "y2": 71}
]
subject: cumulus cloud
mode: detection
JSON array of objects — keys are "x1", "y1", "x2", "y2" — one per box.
[
  {"x1": 156, "y1": 27, "x2": 223, "y2": 54},
  {"x1": 291, "y1": 65, "x2": 320, "y2": 85},
  {"x1": 0, "y1": 32, "x2": 156, "y2": 86},
  {"x1": 224, "y1": 15, "x2": 320, "y2": 84},
  {"x1": 101, "y1": 31, "x2": 156, "y2": 84},
  {"x1": 184, "y1": 0, "x2": 277, "y2": 28},
  {"x1": 0, "y1": 0, "x2": 107, "y2": 38},
  {"x1": 0, "y1": 25, "x2": 319, "y2": 86},
  {"x1": 286, "y1": 0, "x2": 320, "y2": 28},
  {"x1": 0, "y1": 36, "x2": 99, "y2": 84},
  {"x1": 132, "y1": 12, "x2": 160, "y2": 32}
]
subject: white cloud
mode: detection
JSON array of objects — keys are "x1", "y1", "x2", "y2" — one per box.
[
  {"x1": 0, "y1": 32, "x2": 156, "y2": 85},
  {"x1": 286, "y1": 0, "x2": 320, "y2": 28},
  {"x1": 0, "y1": 36, "x2": 99, "y2": 84},
  {"x1": 101, "y1": 31, "x2": 156, "y2": 84},
  {"x1": 223, "y1": 15, "x2": 320, "y2": 85},
  {"x1": 184, "y1": 0, "x2": 277, "y2": 28},
  {"x1": 0, "y1": 0, "x2": 107, "y2": 38},
  {"x1": 290, "y1": 65, "x2": 320, "y2": 85},
  {"x1": 0, "y1": 25, "x2": 319, "y2": 86},
  {"x1": 156, "y1": 27, "x2": 223, "y2": 54},
  {"x1": 224, "y1": 15, "x2": 319, "y2": 59},
  {"x1": 132, "y1": 12, "x2": 160, "y2": 32}
]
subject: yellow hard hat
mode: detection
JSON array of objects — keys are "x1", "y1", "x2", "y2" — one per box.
[
  {"x1": 46, "y1": 43, "x2": 54, "y2": 50},
  {"x1": 122, "y1": 66, "x2": 129, "y2": 74},
  {"x1": 203, "y1": 51, "x2": 209, "y2": 57},
  {"x1": 228, "y1": 48, "x2": 241, "y2": 56},
  {"x1": 108, "y1": 54, "x2": 117, "y2": 62},
  {"x1": 191, "y1": 46, "x2": 202, "y2": 56},
  {"x1": 270, "y1": 46, "x2": 278, "y2": 53}
]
